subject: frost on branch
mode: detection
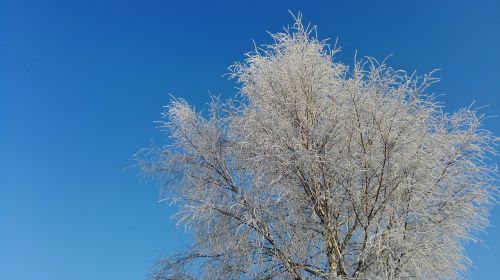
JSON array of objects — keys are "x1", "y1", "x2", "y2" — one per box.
[{"x1": 138, "y1": 14, "x2": 498, "y2": 280}]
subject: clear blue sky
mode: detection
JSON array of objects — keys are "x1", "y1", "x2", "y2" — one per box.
[{"x1": 1, "y1": 1, "x2": 499, "y2": 279}]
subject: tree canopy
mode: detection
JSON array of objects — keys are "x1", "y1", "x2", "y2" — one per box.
[{"x1": 138, "y1": 14, "x2": 498, "y2": 280}]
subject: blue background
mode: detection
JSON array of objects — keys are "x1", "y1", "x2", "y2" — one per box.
[{"x1": 1, "y1": 1, "x2": 499, "y2": 279}]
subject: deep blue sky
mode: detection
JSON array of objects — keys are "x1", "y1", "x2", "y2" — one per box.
[{"x1": 1, "y1": 1, "x2": 499, "y2": 279}]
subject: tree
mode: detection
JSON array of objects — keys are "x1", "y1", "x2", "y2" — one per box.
[{"x1": 137, "y1": 14, "x2": 498, "y2": 280}]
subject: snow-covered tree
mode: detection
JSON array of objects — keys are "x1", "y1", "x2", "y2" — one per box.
[{"x1": 138, "y1": 14, "x2": 498, "y2": 280}]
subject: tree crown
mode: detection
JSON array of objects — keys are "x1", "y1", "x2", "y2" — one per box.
[{"x1": 138, "y1": 14, "x2": 498, "y2": 280}]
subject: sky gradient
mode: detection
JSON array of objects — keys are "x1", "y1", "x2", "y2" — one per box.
[{"x1": 1, "y1": 1, "x2": 500, "y2": 279}]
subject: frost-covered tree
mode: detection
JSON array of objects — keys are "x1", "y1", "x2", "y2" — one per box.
[{"x1": 138, "y1": 15, "x2": 498, "y2": 280}]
